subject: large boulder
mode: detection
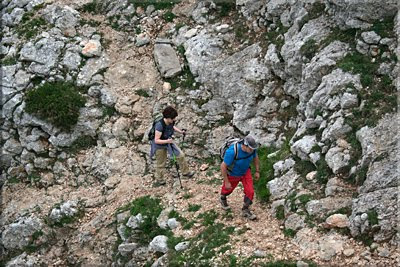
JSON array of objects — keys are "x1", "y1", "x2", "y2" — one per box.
[
  {"x1": 326, "y1": 0, "x2": 398, "y2": 29},
  {"x1": 153, "y1": 40, "x2": 182, "y2": 78}
]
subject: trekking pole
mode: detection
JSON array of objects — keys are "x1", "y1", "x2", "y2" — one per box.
[{"x1": 169, "y1": 144, "x2": 183, "y2": 189}]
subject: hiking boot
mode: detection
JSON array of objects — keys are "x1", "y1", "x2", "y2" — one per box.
[
  {"x1": 242, "y1": 207, "x2": 257, "y2": 220},
  {"x1": 220, "y1": 196, "x2": 230, "y2": 210},
  {"x1": 183, "y1": 171, "x2": 195, "y2": 178}
]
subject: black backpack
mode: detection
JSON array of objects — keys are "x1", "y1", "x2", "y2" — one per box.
[
  {"x1": 148, "y1": 116, "x2": 164, "y2": 141},
  {"x1": 219, "y1": 137, "x2": 255, "y2": 171},
  {"x1": 147, "y1": 116, "x2": 175, "y2": 141}
]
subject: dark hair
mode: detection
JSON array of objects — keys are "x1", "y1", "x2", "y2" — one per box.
[{"x1": 162, "y1": 106, "x2": 178, "y2": 119}]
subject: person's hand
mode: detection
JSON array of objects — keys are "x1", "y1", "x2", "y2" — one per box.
[
  {"x1": 225, "y1": 180, "x2": 232, "y2": 190},
  {"x1": 167, "y1": 138, "x2": 173, "y2": 144},
  {"x1": 182, "y1": 129, "x2": 187, "y2": 136},
  {"x1": 254, "y1": 172, "x2": 260, "y2": 180}
]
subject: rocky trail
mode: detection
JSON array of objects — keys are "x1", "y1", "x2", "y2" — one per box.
[{"x1": 1, "y1": 0, "x2": 399, "y2": 266}]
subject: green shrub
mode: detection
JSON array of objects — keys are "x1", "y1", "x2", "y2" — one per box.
[
  {"x1": 1, "y1": 57, "x2": 17, "y2": 66},
  {"x1": 81, "y1": 0, "x2": 103, "y2": 14},
  {"x1": 168, "y1": 222, "x2": 235, "y2": 266},
  {"x1": 163, "y1": 10, "x2": 176, "y2": 22},
  {"x1": 367, "y1": 209, "x2": 379, "y2": 226},
  {"x1": 215, "y1": 0, "x2": 235, "y2": 17},
  {"x1": 370, "y1": 16, "x2": 395, "y2": 38},
  {"x1": 166, "y1": 65, "x2": 198, "y2": 90},
  {"x1": 253, "y1": 139, "x2": 292, "y2": 203},
  {"x1": 265, "y1": 21, "x2": 289, "y2": 51},
  {"x1": 321, "y1": 27, "x2": 358, "y2": 49},
  {"x1": 283, "y1": 228, "x2": 297, "y2": 238},
  {"x1": 25, "y1": 82, "x2": 86, "y2": 131},
  {"x1": 135, "y1": 89, "x2": 150, "y2": 97},
  {"x1": 188, "y1": 204, "x2": 201, "y2": 212},
  {"x1": 300, "y1": 39, "x2": 318, "y2": 60},
  {"x1": 198, "y1": 210, "x2": 218, "y2": 226},
  {"x1": 16, "y1": 13, "x2": 47, "y2": 39},
  {"x1": 337, "y1": 52, "x2": 377, "y2": 87},
  {"x1": 126, "y1": 196, "x2": 169, "y2": 245},
  {"x1": 132, "y1": 0, "x2": 178, "y2": 10},
  {"x1": 68, "y1": 135, "x2": 97, "y2": 153},
  {"x1": 294, "y1": 158, "x2": 316, "y2": 178},
  {"x1": 275, "y1": 205, "x2": 285, "y2": 220},
  {"x1": 315, "y1": 157, "x2": 331, "y2": 184}
]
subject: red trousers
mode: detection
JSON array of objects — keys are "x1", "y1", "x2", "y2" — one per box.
[{"x1": 221, "y1": 169, "x2": 254, "y2": 205}]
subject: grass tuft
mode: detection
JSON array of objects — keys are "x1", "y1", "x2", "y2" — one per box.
[{"x1": 25, "y1": 82, "x2": 86, "y2": 132}]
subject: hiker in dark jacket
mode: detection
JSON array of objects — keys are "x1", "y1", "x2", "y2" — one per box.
[
  {"x1": 220, "y1": 135, "x2": 260, "y2": 220},
  {"x1": 150, "y1": 106, "x2": 194, "y2": 185}
]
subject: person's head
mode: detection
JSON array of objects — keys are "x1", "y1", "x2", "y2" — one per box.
[
  {"x1": 242, "y1": 135, "x2": 259, "y2": 153},
  {"x1": 163, "y1": 106, "x2": 178, "y2": 124}
]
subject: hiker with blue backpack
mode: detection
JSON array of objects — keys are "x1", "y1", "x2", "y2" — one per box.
[
  {"x1": 149, "y1": 106, "x2": 195, "y2": 186},
  {"x1": 220, "y1": 135, "x2": 260, "y2": 220}
]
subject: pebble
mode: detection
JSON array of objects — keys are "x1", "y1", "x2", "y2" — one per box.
[{"x1": 343, "y1": 248, "x2": 355, "y2": 256}]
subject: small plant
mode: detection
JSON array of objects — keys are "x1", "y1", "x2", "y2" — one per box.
[
  {"x1": 81, "y1": 0, "x2": 103, "y2": 14},
  {"x1": 168, "y1": 210, "x2": 188, "y2": 224},
  {"x1": 275, "y1": 205, "x2": 285, "y2": 220},
  {"x1": 321, "y1": 27, "x2": 358, "y2": 49},
  {"x1": 68, "y1": 135, "x2": 97, "y2": 153},
  {"x1": 198, "y1": 210, "x2": 218, "y2": 226},
  {"x1": 163, "y1": 10, "x2": 176, "y2": 22},
  {"x1": 183, "y1": 193, "x2": 193, "y2": 199},
  {"x1": 16, "y1": 12, "x2": 47, "y2": 39},
  {"x1": 188, "y1": 204, "x2": 201, "y2": 212},
  {"x1": 215, "y1": 1, "x2": 235, "y2": 17},
  {"x1": 300, "y1": 39, "x2": 318, "y2": 60},
  {"x1": 370, "y1": 16, "x2": 395, "y2": 38},
  {"x1": 367, "y1": 209, "x2": 379, "y2": 226},
  {"x1": 265, "y1": 21, "x2": 289, "y2": 51},
  {"x1": 1, "y1": 57, "x2": 17, "y2": 66},
  {"x1": 166, "y1": 65, "x2": 198, "y2": 90},
  {"x1": 283, "y1": 228, "x2": 297, "y2": 238},
  {"x1": 168, "y1": 222, "x2": 235, "y2": 266},
  {"x1": 297, "y1": 194, "x2": 312, "y2": 205},
  {"x1": 8, "y1": 176, "x2": 20, "y2": 184},
  {"x1": 182, "y1": 220, "x2": 196, "y2": 230},
  {"x1": 124, "y1": 196, "x2": 169, "y2": 245},
  {"x1": 337, "y1": 52, "x2": 378, "y2": 87},
  {"x1": 102, "y1": 106, "x2": 116, "y2": 118},
  {"x1": 294, "y1": 158, "x2": 316, "y2": 178},
  {"x1": 253, "y1": 139, "x2": 292, "y2": 203},
  {"x1": 135, "y1": 89, "x2": 150, "y2": 97},
  {"x1": 25, "y1": 82, "x2": 86, "y2": 131},
  {"x1": 132, "y1": 0, "x2": 178, "y2": 10},
  {"x1": 314, "y1": 157, "x2": 331, "y2": 184}
]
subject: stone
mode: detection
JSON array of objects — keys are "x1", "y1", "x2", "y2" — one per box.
[
  {"x1": 267, "y1": 169, "x2": 299, "y2": 201},
  {"x1": 153, "y1": 43, "x2": 181, "y2": 78},
  {"x1": 2, "y1": 216, "x2": 43, "y2": 250},
  {"x1": 175, "y1": 241, "x2": 190, "y2": 251},
  {"x1": 184, "y1": 28, "x2": 198, "y2": 39},
  {"x1": 306, "y1": 197, "x2": 352, "y2": 219},
  {"x1": 361, "y1": 31, "x2": 381, "y2": 44},
  {"x1": 306, "y1": 171, "x2": 317, "y2": 181},
  {"x1": 343, "y1": 248, "x2": 355, "y2": 256},
  {"x1": 325, "y1": 146, "x2": 351, "y2": 174},
  {"x1": 82, "y1": 40, "x2": 102, "y2": 57},
  {"x1": 118, "y1": 243, "x2": 138, "y2": 257},
  {"x1": 149, "y1": 235, "x2": 169, "y2": 253},
  {"x1": 285, "y1": 213, "x2": 306, "y2": 231},
  {"x1": 291, "y1": 135, "x2": 317, "y2": 161},
  {"x1": 325, "y1": 214, "x2": 350, "y2": 228},
  {"x1": 340, "y1": 93, "x2": 358, "y2": 109}
]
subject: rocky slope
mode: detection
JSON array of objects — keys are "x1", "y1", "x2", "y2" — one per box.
[{"x1": 1, "y1": 0, "x2": 399, "y2": 266}]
